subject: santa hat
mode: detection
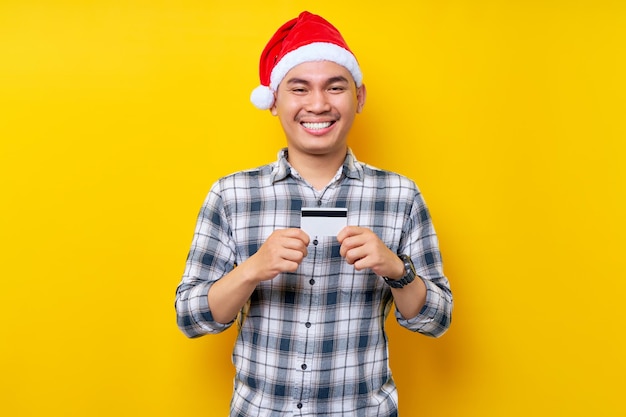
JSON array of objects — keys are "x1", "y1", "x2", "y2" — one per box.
[{"x1": 250, "y1": 11, "x2": 363, "y2": 110}]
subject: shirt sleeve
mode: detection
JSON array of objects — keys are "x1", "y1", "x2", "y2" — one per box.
[
  {"x1": 395, "y1": 187, "x2": 453, "y2": 337},
  {"x1": 175, "y1": 182, "x2": 237, "y2": 338}
]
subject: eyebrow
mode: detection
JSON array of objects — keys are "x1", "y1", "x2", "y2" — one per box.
[{"x1": 285, "y1": 75, "x2": 350, "y2": 86}]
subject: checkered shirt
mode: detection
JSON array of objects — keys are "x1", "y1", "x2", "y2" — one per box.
[{"x1": 175, "y1": 148, "x2": 453, "y2": 416}]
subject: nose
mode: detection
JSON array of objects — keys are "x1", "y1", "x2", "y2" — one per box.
[{"x1": 305, "y1": 89, "x2": 331, "y2": 113}]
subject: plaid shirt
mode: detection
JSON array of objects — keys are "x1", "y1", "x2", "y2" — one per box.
[{"x1": 176, "y1": 148, "x2": 452, "y2": 416}]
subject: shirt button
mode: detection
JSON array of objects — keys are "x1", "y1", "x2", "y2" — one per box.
[
  {"x1": 309, "y1": 279, "x2": 315, "y2": 285},
  {"x1": 305, "y1": 322, "x2": 311, "y2": 328},
  {"x1": 301, "y1": 363, "x2": 307, "y2": 370},
  {"x1": 313, "y1": 239, "x2": 318, "y2": 245},
  {"x1": 297, "y1": 403, "x2": 303, "y2": 409}
]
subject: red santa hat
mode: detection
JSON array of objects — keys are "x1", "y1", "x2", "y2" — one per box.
[{"x1": 250, "y1": 11, "x2": 363, "y2": 110}]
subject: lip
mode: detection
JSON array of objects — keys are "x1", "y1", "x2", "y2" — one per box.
[{"x1": 300, "y1": 120, "x2": 336, "y2": 135}]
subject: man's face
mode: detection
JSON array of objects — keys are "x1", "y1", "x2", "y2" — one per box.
[{"x1": 271, "y1": 60, "x2": 366, "y2": 159}]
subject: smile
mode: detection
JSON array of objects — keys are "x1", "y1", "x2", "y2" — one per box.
[{"x1": 301, "y1": 121, "x2": 333, "y2": 130}]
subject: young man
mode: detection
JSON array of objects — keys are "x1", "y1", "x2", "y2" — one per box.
[{"x1": 176, "y1": 11, "x2": 453, "y2": 416}]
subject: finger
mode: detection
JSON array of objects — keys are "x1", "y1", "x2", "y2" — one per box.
[
  {"x1": 277, "y1": 258, "x2": 303, "y2": 273},
  {"x1": 281, "y1": 247, "x2": 308, "y2": 263},
  {"x1": 268, "y1": 229, "x2": 310, "y2": 250},
  {"x1": 279, "y1": 235, "x2": 306, "y2": 249},
  {"x1": 343, "y1": 246, "x2": 368, "y2": 265},
  {"x1": 351, "y1": 257, "x2": 369, "y2": 271},
  {"x1": 337, "y1": 225, "x2": 362, "y2": 242},
  {"x1": 259, "y1": 237, "x2": 305, "y2": 262},
  {"x1": 282, "y1": 228, "x2": 311, "y2": 245},
  {"x1": 339, "y1": 233, "x2": 367, "y2": 257}
]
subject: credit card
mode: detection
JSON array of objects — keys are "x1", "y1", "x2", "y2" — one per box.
[{"x1": 300, "y1": 207, "x2": 348, "y2": 237}]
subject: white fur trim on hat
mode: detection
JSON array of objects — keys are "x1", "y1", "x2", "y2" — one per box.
[{"x1": 270, "y1": 42, "x2": 362, "y2": 91}]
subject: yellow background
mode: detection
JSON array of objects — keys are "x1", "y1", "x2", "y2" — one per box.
[{"x1": 1, "y1": 1, "x2": 625, "y2": 416}]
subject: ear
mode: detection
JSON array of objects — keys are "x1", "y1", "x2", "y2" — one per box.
[
  {"x1": 356, "y1": 83, "x2": 367, "y2": 113},
  {"x1": 270, "y1": 92, "x2": 278, "y2": 116}
]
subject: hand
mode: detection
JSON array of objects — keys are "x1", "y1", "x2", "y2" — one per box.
[
  {"x1": 246, "y1": 228, "x2": 310, "y2": 282},
  {"x1": 337, "y1": 226, "x2": 404, "y2": 278}
]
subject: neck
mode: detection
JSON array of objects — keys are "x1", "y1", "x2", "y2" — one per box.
[{"x1": 287, "y1": 148, "x2": 347, "y2": 191}]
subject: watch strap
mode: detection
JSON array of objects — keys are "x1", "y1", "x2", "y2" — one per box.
[{"x1": 383, "y1": 254, "x2": 416, "y2": 288}]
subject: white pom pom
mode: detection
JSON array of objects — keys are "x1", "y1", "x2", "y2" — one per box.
[{"x1": 250, "y1": 85, "x2": 275, "y2": 110}]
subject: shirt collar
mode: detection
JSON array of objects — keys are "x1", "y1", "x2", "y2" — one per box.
[{"x1": 271, "y1": 148, "x2": 363, "y2": 184}]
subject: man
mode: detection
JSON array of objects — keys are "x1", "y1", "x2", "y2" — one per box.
[{"x1": 176, "y1": 11, "x2": 453, "y2": 416}]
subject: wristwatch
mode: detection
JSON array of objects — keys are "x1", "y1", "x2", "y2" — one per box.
[{"x1": 383, "y1": 254, "x2": 416, "y2": 288}]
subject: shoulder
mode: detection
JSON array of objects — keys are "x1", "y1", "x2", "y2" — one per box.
[
  {"x1": 210, "y1": 162, "x2": 275, "y2": 193},
  {"x1": 358, "y1": 162, "x2": 421, "y2": 195}
]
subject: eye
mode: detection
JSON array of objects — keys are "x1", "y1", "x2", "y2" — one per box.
[
  {"x1": 328, "y1": 85, "x2": 347, "y2": 93},
  {"x1": 290, "y1": 87, "x2": 308, "y2": 94}
]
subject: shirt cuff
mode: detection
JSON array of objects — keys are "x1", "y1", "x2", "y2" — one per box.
[
  {"x1": 396, "y1": 278, "x2": 451, "y2": 337},
  {"x1": 188, "y1": 281, "x2": 233, "y2": 334}
]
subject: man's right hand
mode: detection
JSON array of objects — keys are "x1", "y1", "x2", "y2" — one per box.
[
  {"x1": 208, "y1": 228, "x2": 310, "y2": 324},
  {"x1": 245, "y1": 228, "x2": 310, "y2": 282}
]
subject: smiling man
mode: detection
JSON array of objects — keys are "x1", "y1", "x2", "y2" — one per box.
[
  {"x1": 271, "y1": 61, "x2": 363, "y2": 190},
  {"x1": 175, "y1": 11, "x2": 453, "y2": 417}
]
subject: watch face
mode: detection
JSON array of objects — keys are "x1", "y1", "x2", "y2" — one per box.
[{"x1": 400, "y1": 255, "x2": 415, "y2": 276}]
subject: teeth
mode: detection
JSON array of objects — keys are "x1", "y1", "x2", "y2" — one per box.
[{"x1": 302, "y1": 122, "x2": 331, "y2": 130}]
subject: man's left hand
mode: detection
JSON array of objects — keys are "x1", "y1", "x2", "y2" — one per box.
[{"x1": 337, "y1": 226, "x2": 404, "y2": 279}]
